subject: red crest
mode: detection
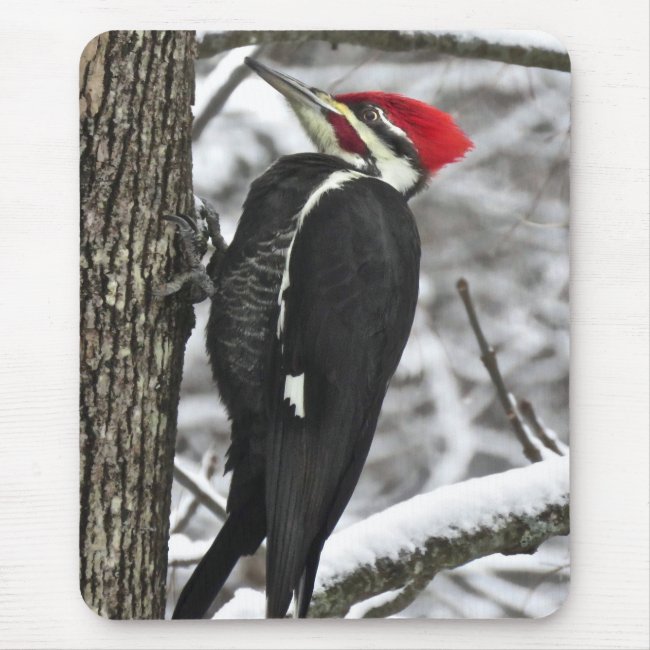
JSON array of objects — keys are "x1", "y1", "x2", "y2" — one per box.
[{"x1": 336, "y1": 92, "x2": 473, "y2": 174}]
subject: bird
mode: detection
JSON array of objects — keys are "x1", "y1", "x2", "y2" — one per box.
[{"x1": 172, "y1": 57, "x2": 473, "y2": 620}]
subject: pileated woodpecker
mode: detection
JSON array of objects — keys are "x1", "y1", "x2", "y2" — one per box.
[{"x1": 172, "y1": 58, "x2": 472, "y2": 619}]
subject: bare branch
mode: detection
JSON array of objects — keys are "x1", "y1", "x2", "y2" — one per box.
[
  {"x1": 192, "y1": 53, "x2": 259, "y2": 141},
  {"x1": 519, "y1": 399, "x2": 568, "y2": 456},
  {"x1": 456, "y1": 278, "x2": 546, "y2": 463},
  {"x1": 171, "y1": 450, "x2": 219, "y2": 534},
  {"x1": 173, "y1": 457, "x2": 228, "y2": 522},
  {"x1": 197, "y1": 31, "x2": 570, "y2": 73}
]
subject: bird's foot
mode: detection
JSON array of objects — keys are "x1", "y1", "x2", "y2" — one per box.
[{"x1": 154, "y1": 196, "x2": 226, "y2": 303}]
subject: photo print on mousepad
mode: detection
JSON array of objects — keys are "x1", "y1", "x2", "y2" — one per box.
[{"x1": 79, "y1": 29, "x2": 570, "y2": 620}]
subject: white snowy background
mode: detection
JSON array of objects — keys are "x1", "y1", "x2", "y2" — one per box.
[{"x1": 166, "y1": 31, "x2": 570, "y2": 619}]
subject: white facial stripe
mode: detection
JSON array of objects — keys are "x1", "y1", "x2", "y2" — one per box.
[
  {"x1": 344, "y1": 109, "x2": 420, "y2": 194},
  {"x1": 378, "y1": 110, "x2": 411, "y2": 142},
  {"x1": 375, "y1": 155, "x2": 420, "y2": 194},
  {"x1": 292, "y1": 101, "x2": 420, "y2": 193},
  {"x1": 284, "y1": 373, "x2": 305, "y2": 417}
]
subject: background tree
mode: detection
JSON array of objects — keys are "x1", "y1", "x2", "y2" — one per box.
[{"x1": 79, "y1": 30, "x2": 196, "y2": 619}]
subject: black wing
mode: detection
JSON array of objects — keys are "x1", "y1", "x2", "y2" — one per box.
[{"x1": 264, "y1": 176, "x2": 420, "y2": 617}]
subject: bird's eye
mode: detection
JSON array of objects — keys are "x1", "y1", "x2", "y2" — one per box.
[{"x1": 362, "y1": 108, "x2": 379, "y2": 123}]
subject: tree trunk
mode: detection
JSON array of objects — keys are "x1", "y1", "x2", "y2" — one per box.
[{"x1": 79, "y1": 30, "x2": 195, "y2": 619}]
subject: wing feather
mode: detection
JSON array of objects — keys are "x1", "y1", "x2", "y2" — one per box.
[{"x1": 264, "y1": 177, "x2": 420, "y2": 617}]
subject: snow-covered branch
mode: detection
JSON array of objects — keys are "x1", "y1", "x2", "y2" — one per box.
[
  {"x1": 214, "y1": 457, "x2": 569, "y2": 618},
  {"x1": 310, "y1": 456, "x2": 568, "y2": 617},
  {"x1": 197, "y1": 30, "x2": 570, "y2": 72}
]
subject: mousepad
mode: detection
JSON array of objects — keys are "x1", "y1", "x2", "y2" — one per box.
[{"x1": 79, "y1": 29, "x2": 570, "y2": 620}]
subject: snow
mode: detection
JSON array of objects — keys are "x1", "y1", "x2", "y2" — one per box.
[
  {"x1": 346, "y1": 587, "x2": 406, "y2": 619},
  {"x1": 212, "y1": 588, "x2": 266, "y2": 619},
  {"x1": 315, "y1": 456, "x2": 569, "y2": 591},
  {"x1": 168, "y1": 533, "x2": 213, "y2": 564},
  {"x1": 193, "y1": 45, "x2": 259, "y2": 118}
]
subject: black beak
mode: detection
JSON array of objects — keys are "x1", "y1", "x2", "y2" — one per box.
[{"x1": 245, "y1": 57, "x2": 342, "y2": 115}]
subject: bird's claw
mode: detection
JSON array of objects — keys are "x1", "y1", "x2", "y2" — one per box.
[
  {"x1": 162, "y1": 213, "x2": 199, "y2": 232},
  {"x1": 155, "y1": 197, "x2": 225, "y2": 302}
]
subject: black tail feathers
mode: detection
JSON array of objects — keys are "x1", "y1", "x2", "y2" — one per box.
[
  {"x1": 172, "y1": 504, "x2": 265, "y2": 619},
  {"x1": 296, "y1": 539, "x2": 324, "y2": 618},
  {"x1": 265, "y1": 537, "x2": 323, "y2": 619},
  {"x1": 172, "y1": 497, "x2": 325, "y2": 619}
]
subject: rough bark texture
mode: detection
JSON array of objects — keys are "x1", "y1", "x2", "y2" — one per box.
[{"x1": 79, "y1": 30, "x2": 195, "y2": 619}]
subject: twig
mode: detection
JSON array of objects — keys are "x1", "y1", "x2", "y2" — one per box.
[
  {"x1": 192, "y1": 60, "x2": 256, "y2": 141},
  {"x1": 173, "y1": 458, "x2": 228, "y2": 521},
  {"x1": 456, "y1": 278, "x2": 545, "y2": 463},
  {"x1": 197, "y1": 31, "x2": 570, "y2": 73},
  {"x1": 327, "y1": 50, "x2": 381, "y2": 92},
  {"x1": 519, "y1": 399, "x2": 567, "y2": 456},
  {"x1": 172, "y1": 450, "x2": 219, "y2": 534}
]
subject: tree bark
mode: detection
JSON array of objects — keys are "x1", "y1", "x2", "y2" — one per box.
[{"x1": 79, "y1": 30, "x2": 195, "y2": 619}]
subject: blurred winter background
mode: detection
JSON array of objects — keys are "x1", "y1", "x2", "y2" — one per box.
[{"x1": 166, "y1": 31, "x2": 570, "y2": 619}]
